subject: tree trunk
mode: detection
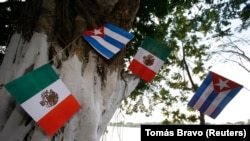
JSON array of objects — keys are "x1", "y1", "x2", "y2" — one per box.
[{"x1": 0, "y1": 0, "x2": 140, "y2": 140}]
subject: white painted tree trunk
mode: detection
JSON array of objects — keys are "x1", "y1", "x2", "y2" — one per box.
[{"x1": 0, "y1": 32, "x2": 139, "y2": 141}]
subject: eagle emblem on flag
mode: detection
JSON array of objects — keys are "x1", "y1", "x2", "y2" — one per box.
[
  {"x1": 128, "y1": 37, "x2": 172, "y2": 82},
  {"x1": 4, "y1": 64, "x2": 81, "y2": 136},
  {"x1": 40, "y1": 89, "x2": 59, "y2": 108},
  {"x1": 143, "y1": 54, "x2": 155, "y2": 66}
]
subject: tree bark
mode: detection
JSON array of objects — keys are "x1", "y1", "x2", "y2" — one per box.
[{"x1": 0, "y1": 0, "x2": 140, "y2": 140}]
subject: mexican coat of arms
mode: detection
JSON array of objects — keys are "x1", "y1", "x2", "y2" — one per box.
[
  {"x1": 143, "y1": 54, "x2": 155, "y2": 66},
  {"x1": 40, "y1": 89, "x2": 59, "y2": 108}
]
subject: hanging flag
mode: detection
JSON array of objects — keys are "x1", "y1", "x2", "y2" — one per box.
[
  {"x1": 4, "y1": 63, "x2": 81, "y2": 137},
  {"x1": 188, "y1": 71, "x2": 243, "y2": 119},
  {"x1": 128, "y1": 37, "x2": 172, "y2": 82},
  {"x1": 82, "y1": 23, "x2": 134, "y2": 59}
]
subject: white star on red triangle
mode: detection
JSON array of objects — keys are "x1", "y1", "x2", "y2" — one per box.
[
  {"x1": 215, "y1": 78, "x2": 229, "y2": 90},
  {"x1": 92, "y1": 29, "x2": 102, "y2": 35}
]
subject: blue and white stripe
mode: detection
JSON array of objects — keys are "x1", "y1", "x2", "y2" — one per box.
[
  {"x1": 83, "y1": 23, "x2": 134, "y2": 59},
  {"x1": 188, "y1": 72, "x2": 242, "y2": 119}
]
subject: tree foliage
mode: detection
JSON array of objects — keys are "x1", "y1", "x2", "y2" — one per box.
[
  {"x1": 1, "y1": 0, "x2": 250, "y2": 125},
  {"x1": 123, "y1": 0, "x2": 250, "y2": 124}
]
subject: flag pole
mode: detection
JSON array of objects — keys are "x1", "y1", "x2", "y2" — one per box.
[
  {"x1": 199, "y1": 113, "x2": 205, "y2": 125},
  {"x1": 182, "y1": 46, "x2": 205, "y2": 125}
]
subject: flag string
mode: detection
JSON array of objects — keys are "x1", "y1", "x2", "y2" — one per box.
[
  {"x1": 1, "y1": 32, "x2": 249, "y2": 93},
  {"x1": 48, "y1": 34, "x2": 82, "y2": 63},
  {"x1": 178, "y1": 54, "x2": 250, "y2": 91},
  {"x1": 243, "y1": 87, "x2": 250, "y2": 92},
  {"x1": 47, "y1": 34, "x2": 250, "y2": 91},
  {"x1": 0, "y1": 34, "x2": 82, "y2": 90}
]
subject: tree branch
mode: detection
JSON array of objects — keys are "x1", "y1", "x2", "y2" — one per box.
[
  {"x1": 74, "y1": 0, "x2": 97, "y2": 29},
  {"x1": 0, "y1": 1, "x2": 25, "y2": 9},
  {"x1": 223, "y1": 57, "x2": 250, "y2": 73},
  {"x1": 107, "y1": 0, "x2": 140, "y2": 30},
  {"x1": 213, "y1": 49, "x2": 250, "y2": 63}
]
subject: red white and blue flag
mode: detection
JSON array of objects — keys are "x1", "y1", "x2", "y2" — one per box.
[
  {"x1": 82, "y1": 23, "x2": 134, "y2": 59},
  {"x1": 188, "y1": 71, "x2": 243, "y2": 119}
]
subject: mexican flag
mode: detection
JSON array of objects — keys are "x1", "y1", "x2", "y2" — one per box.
[
  {"x1": 4, "y1": 63, "x2": 81, "y2": 137},
  {"x1": 128, "y1": 37, "x2": 172, "y2": 82}
]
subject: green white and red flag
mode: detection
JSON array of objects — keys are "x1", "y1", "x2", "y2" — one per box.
[
  {"x1": 4, "y1": 63, "x2": 81, "y2": 137},
  {"x1": 128, "y1": 37, "x2": 172, "y2": 82}
]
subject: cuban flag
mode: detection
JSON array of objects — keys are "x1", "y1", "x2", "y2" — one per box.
[
  {"x1": 188, "y1": 71, "x2": 243, "y2": 119},
  {"x1": 82, "y1": 23, "x2": 134, "y2": 59}
]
